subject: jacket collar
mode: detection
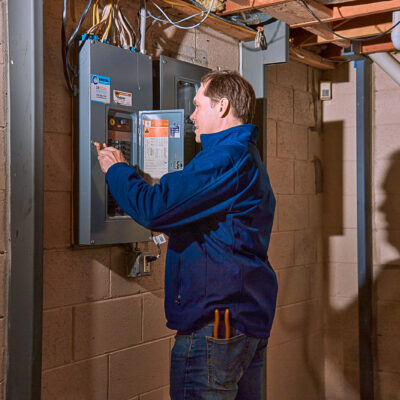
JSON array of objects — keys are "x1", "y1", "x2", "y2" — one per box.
[{"x1": 200, "y1": 124, "x2": 259, "y2": 149}]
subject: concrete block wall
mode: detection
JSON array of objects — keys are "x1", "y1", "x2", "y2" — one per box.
[
  {"x1": 266, "y1": 61, "x2": 325, "y2": 399},
  {"x1": 41, "y1": 1, "x2": 238, "y2": 399},
  {"x1": 322, "y1": 56, "x2": 400, "y2": 399},
  {"x1": 372, "y1": 54, "x2": 400, "y2": 399},
  {"x1": 0, "y1": 1, "x2": 7, "y2": 399},
  {"x1": 322, "y1": 63, "x2": 360, "y2": 400}
]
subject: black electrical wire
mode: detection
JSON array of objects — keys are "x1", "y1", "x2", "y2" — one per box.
[
  {"x1": 62, "y1": 0, "x2": 73, "y2": 92},
  {"x1": 62, "y1": 0, "x2": 94, "y2": 93},
  {"x1": 299, "y1": 0, "x2": 400, "y2": 43}
]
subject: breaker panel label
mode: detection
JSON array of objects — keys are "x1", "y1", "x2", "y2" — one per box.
[
  {"x1": 169, "y1": 123, "x2": 180, "y2": 138},
  {"x1": 144, "y1": 119, "x2": 169, "y2": 180},
  {"x1": 113, "y1": 90, "x2": 132, "y2": 106},
  {"x1": 90, "y1": 74, "x2": 110, "y2": 104}
]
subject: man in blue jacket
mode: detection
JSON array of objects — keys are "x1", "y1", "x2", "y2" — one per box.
[{"x1": 95, "y1": 70, "x2": 277, "y2": 400}]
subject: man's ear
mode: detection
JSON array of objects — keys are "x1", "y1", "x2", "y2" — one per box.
[{"x1": 219, "y1": 98, "x2": 230, "y2": 118}]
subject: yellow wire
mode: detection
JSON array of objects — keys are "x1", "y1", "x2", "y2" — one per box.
[
  {"x1": 92, "y1": 2, "x2": 96, "y2": 26},
  {"x1": 160, "y1": 0, "x2": 256, "y2": 36},
  {"x1": 92, "y1": 0, "x2": 100, "y2": 27},
  {"x1": 102, "y1": 4, "x2": 113, "y2": 42},
  {"x1": 96, "y1": 1, "x2": 100, "y2": 25}
]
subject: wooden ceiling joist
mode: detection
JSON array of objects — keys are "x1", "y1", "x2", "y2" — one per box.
[
  {"x1": 289, "y1": 45, "x2": 336, "y2": 69},
  {"x1": 292, "y1": 0, "x2": 400, "y2": 29},
  {"x1": 361, "y1": 37, "x2": 397, "y2": 53},
  {"x1": 257, "y1": 0, "x2": 332, "y2": 25},
  {"x1": 362, "y1": 41, "x2": 396, "y2": 53},
  {"x1": 220, "y1": 0, "x2": 291, "y2": 15},
  {"x1": 155, "y1": 0, "x2": 256, "y2": 41},
  {"x1": 318, "y1": 0, "x2": 362, "y2": 4},
  {"x1": 312, "y1": 21, "x2": 392, "y2": 45}
]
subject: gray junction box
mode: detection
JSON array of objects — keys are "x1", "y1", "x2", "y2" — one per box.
[{"x1": 78, "y1": 41, "x2": 184, "y2": 245}]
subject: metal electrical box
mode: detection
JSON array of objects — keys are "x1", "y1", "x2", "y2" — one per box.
[
  {"x1": 77, "y1": 41, "x2": 184, "y2": 245},
  {"x1": 157, "y1": 56, "x2": 210, "y2": 165}
]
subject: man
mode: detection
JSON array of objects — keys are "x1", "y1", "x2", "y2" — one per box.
[{"x1": 95, "y1": 70, "x2": 277, "y2": 399}]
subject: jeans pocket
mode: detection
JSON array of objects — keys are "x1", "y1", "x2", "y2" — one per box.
[{"x1": 206, "y1": 334, "x2": 248, "y2": 388}]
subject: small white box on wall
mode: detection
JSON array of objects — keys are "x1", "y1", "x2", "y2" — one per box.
[{"x1": 320, "y1": 81, "x2": 332, "y2": 101}]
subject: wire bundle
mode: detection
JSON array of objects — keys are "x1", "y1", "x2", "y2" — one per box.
[
  {"x1": 87, "y1": 0, "x2": 137, "y2": 48},
  {"x1": 62, "y1": 0, "x2": 94, "y2": 93},
  {"x1": 62, "y1": 0, "x2": 138, "y2": 93},
  {"x1": 147, "y1": 0, "x2": 216, "y2": 30}
]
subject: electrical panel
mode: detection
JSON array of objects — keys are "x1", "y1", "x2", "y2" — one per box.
[
  {"x1": 157, "y1": 56, "x2": 210, "y2": 165},
  {"x1": 77, "y1": 40, "x2": 184, "y2": 245}
]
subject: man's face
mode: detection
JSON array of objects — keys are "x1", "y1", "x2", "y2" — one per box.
[{"x1": 190, "y1": 83, "x2": 220, "y2": 143}]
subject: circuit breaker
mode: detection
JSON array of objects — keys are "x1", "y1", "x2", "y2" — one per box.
[{"x1": 77, "y1": 40, "x2": 184, "y2": 245}]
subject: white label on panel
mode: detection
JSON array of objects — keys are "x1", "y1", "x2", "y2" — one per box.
[
  {"x1": 113, "y1": 90, "x2": 132, "y2": 106},
  {"x1": 144, "y1": 119, "x2": 169, "y2": 180},
  {"x1": 90, "y1": 74, "x2": 110, "y2": 104}
]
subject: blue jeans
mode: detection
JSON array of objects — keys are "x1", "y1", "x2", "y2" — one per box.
[{"x1": 170, "y1": 323, "x2": 268, "y2": 400}]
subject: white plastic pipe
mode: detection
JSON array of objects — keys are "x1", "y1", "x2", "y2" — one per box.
[
  {"x1": 369, "y1": 52, "x2": 400, "y2": 86},
  {"x1": 392, "y1": 11, "x2": 400, "y2": 50}
]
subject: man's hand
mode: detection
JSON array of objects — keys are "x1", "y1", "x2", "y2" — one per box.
[{"x1": 93, "y1": 142, "x2": 128, "y2": 174}]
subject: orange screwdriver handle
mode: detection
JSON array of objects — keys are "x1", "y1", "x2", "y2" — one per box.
[
  {"x1": 224, "y1": 308, "x2": 230, "y2": 339},
  {"x1": 213, "y1": 309, "x2": 220, "y2": 339}
]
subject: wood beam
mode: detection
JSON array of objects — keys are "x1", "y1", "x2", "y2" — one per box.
[
  {"x1": 300, "y1": 21, "x2": 392, "y2": 46},
  {"x1": 220, "y1": 0, "x2": 291, "y2": 15},
  {"x1": 303, "y1": 21, "x2": 335, "y2": 39},
  {"x1": 155, "y1": 0, "x2": 256, "y2": 41},
  {"x1": 318, "y1": 0, "x2": 358, "y2": 4},
  {"x1": 289, "y1": 45, "x2": 336, "y2": 69},
  {"x1": 361, "y1": 39, "x2": 396, "y2": 53},
  {"x1": 257, "y1": 0, "x2": 332, "y2": 25},
  {"x1": 292, "y1": 0, "x2": 400, "y2": 29}
]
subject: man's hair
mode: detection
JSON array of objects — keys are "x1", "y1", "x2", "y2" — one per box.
[{"x1": 201, "y1": 70, "x2": 256, "y2": 124}]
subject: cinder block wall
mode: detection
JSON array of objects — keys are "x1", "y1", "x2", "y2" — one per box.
[
  {"x1": 322, "y1": 57, "x2": 400, "y2": 399},
  {"x1": 265, "y1": 62, "x2": 325, "y2": 399},
  {"x1": 371, "y1": 56, "x2": 400, "y2": 399},
  {"x1": 0, "y1": 0, "x2": 7, "y2": 399},
  {"x1": 41, "y1": 1, "x2": 238, "y2": 399},
  {"x1": 322, "y1": 63, "x2": 360, "y2": 400}
]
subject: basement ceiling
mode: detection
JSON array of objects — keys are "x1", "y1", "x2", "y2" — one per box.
[{"x1": 155, "y1": 0, "x2": 400, "y2": 69}]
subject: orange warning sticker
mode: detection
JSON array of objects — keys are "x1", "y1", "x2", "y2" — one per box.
[{"x1": 143, "y1": 119, "x2": 169, "y2": 138}]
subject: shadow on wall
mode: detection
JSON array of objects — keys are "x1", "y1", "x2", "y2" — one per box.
[
  {"x1": 272, "y1": 111, "x2": 400, "y2": 398},
  {"x1": 373, "y1": 150, "x2": 400, "y2": 399},
  {"x1": 323, "y1": 137, "x2": 400, "y2": 399}
]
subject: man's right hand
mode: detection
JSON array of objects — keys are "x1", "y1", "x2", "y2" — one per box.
[{"x1": 93, "y1": 142, "x2": 128, "y2": 174}]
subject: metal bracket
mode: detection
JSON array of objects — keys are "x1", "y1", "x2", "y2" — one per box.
[
  {"x1": 127, "y1": 249, "x2": 153, "y2": 277},
  {"x1": 341, "y1": 42, "x2": 362, "y2": 60}
]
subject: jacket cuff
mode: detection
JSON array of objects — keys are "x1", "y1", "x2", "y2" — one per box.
[{"x1": 105, "y1": 162, "x2": 133, "y2": 184}]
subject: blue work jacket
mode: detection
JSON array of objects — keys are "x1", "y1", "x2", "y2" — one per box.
[{"x1": 106, "y1": 124, "x2": 277, "y2": 338}]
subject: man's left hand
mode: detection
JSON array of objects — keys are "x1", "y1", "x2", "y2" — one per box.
[{"x1": 94, "y1": 142, "x2": 128, "y2": 174}]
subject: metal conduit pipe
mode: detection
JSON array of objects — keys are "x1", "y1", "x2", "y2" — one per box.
[
  {"x1": 392, "y1": 11, "x2": 400, "y2": 50},
  {"x1": 369, "y1": 52, "x2": 400, "y2": 86},
  {"x1": 140, "y1": 2, "x2": 146, "y2": 54}
]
